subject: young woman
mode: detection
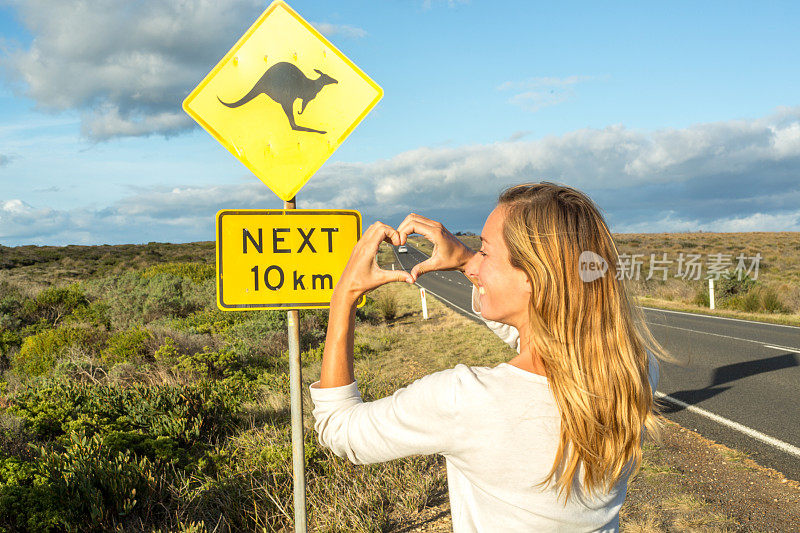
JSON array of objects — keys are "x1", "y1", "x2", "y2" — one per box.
[{"x1": 309, "y1": 182, "x2": 666, "y2": 531}]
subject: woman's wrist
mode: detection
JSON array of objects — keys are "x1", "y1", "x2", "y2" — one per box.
[{"x1": 331, "y1": 286, "x2": 361, "y2": 308}]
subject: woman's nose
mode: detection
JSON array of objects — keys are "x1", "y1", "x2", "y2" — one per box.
[{"x1": 464, "y1": 252, "x2": 482, "y2": 285}]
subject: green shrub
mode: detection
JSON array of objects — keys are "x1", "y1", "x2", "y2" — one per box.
[
  {"x1": 0, "y1": 455, "x2": 65, "y2": 532},
  {"x1": 21, "y1": 285, "x2": 89, "y2": 327},
  {"x1": 66, "y1": 300, "x2": 112, "y2": 330},
  {"x1": 0, "y1": 293, "x2": 23, "y2": 330},
  {"x1": 94, "y1": 272, "x2": 206, "y2": 327},
  {"x1": 726, "y1": 286, "x2": 788, "y2": 314},
  {"x1": 41, "y1": 432, "x2": 164, "y2": 527},
  {"x1": 257, "y1": 371, "x2": 290, "y2": 394},
  {"x1": 13, "y1": 327, "x2": 98, "y2": 377},
  {"x1": 356, "y1": 295, "x2": 382, "y2": 324},
  {"x1": 102, "y1": 328, "x2": 152, "y2": 366},
  {"x1": 734, "y1": 290, "x2": 761, "y2": 312},
  {"x1": 692, "y1": 287, "x2": 710, "y2": 307},
  {"x1": 715, "y1": 272, "x2": 756, "y2": 300},
  {"x1": 143, "y1": 275, "x2": 198, "y2": 321},
  {"x1": 295, "y1": 309, "x2": 330, "y2": 351},
  {"x1": 141, "y1": 262, "x2": 215, "y2": 284},
  {"x1": 302, "y1": 343, "x2": 325, "y2": 364},
  {"x1": 174, "y1": 346, "x2": 239, "y2": 379},
  {"x1": 222, "y1": 310, "x2": 286, "y2": 340},
  {"x1": 0, "y1": 433, "x2": 166, "y2": 532},
  {"x1": 221, "y1": 311, "x2": 292, "y2": 365},
  {"x1": 171, "y1": 308, "x2": 248, "y2": 335},
  {"x1": 9, "y1": 380, "x2": 248, "y2": 446},
  {"x1": 154, "y1": 337, "x2": 181, "y2": 362},
  {"x1": 0, "y1": 328, "x2": 22, "y2": 359}
]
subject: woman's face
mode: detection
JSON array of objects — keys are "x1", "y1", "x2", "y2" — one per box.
[{"x1": 464, "y1": 206, "x2": 531, "y2": 329}]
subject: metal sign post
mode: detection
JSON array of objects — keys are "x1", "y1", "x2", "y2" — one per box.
[{"x1": 285, "y1": 195, "x2": 307, "y2": 532}]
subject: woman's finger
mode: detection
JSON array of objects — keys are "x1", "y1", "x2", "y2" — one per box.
[
  {"x1": 396, "y1": 214, "x2": 439, "y2": 244},
  {"x1": 378, "y1": 266, "x2": 413, "y2": 285},
  {"x1": 409, "y1": 260, "x2": 427, "y2": 281},
  {"x1": 362, "y1": 221, "x2": 401, "y2": 249}
]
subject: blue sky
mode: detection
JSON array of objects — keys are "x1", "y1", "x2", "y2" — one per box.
[{"x1": 2, "y1": 0, "x2": 800, "y2": 245}]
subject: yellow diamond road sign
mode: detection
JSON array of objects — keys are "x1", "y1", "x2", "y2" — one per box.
[
  {"x1": 216, "y1": 210, "x2": 364, "y2": 310},
  {"x1": 183, "y1": 0, "x2": 383, "y2": 201}
]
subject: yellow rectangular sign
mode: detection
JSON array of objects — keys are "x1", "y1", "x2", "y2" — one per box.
[{"x1": 216, "y1": 209, "x2": 363, "y2": 310}]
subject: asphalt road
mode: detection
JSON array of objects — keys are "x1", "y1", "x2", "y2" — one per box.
[{"x1": 391, "y1": 244, "x2": 800, "y2": 480}]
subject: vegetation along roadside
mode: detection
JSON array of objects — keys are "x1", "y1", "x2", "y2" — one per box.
[{"x1": 0, "y1": 239, "x2": 797, "y2": 531}]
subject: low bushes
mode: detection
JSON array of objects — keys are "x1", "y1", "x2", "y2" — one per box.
[
  {"x1": 13, "y1": 327, "x2": 100, "y2": 377},
  {"x1": 23, "y1": 285, "x2": 89, "y2": 326},
  {"x1": 102, "y1": 328, "x2": 152, "y2": 366},
  {"x1": 90, "y1": 272, "x2": 206, "y2": 328},
  {"x1": 0, "y1": 433, "x2": 167, "y2": 532},
  {"x1": 9, "y1": 379, "x2": 247, "y2": 445},
  {"x1": 0, "y1": 284, "x2": 90, "y2": 334},
  {"x1": 693, "y1": 273, "x2": 789, "y2": 314},
  {"x1": 0, "y1": 378, "x2": 254, "y2": 531},
  {"x1": 141, "y1": 262, "x2": 215, "y2": 284},
  {"x1": 728, "y1": 285, "x2": 788, "y2": 313}
]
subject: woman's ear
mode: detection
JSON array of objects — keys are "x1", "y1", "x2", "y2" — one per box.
[{"x1": 521, "y1": 272, "x2": 533, "y2": 295}]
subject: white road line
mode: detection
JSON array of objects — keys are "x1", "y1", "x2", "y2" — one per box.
[
  {"x1": 642, "y1": 306, "x2": 800, "y2": 330},
  {"x1": 655, "y1": 392, "x2": 800, "y2": 459},
  {"x1": 648, "y1": 322, "x2": 800, "y2": 353},
  {"x1": 763, "y1": 344, "x2": 800, "y2": 353},
  {"x1": 647, "y1": 322, "x2": 776, "y2": 346}
]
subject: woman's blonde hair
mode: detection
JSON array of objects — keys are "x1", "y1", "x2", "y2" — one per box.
[{"x1": 498, "y1": 182, "x2": 669, "y2": 502}]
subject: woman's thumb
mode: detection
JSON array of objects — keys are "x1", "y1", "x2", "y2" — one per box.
[{"x1": 382, "y1": 268, "x2": 413, "y2": 284}]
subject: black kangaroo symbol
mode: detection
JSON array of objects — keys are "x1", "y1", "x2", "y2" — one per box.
[{"x1": 218, "y1": 62, "x2": 338, "y2": 134}]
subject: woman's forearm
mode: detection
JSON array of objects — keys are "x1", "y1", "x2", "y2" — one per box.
[{"x1": 318, "y1": 292, "x2": 358, "y2": 388}]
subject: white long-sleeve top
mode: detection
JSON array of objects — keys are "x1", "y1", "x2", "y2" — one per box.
[{"x1": 310, "y1": 285, "x2": 659, "y2": 532}]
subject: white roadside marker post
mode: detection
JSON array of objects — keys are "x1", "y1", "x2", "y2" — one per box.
[
  {"x1": 709, "y1": 278, "x2": 715, "y2": 310},
  {"x1": 420, "y1": 287, "x2": 429, "y2": 320}
]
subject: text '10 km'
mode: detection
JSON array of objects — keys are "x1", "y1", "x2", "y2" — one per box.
[{"x1": 216, "y1": 210, "x2": 363, "y2": 310}]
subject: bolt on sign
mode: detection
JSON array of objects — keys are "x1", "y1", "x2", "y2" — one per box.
[
  {"x1": 216, "y1": 210, "x2": 365, "y2": 310},
  {"x1": 182, "y1": 0, "x2": 383, "y2": 201}
]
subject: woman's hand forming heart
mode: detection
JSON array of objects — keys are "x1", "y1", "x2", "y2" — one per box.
[
  {"x1": 332, "y1": 221, "x2": 414, "y2": 305},
  {"x1": 396, "y1": 213, "x2": 476, "y2": 282}
]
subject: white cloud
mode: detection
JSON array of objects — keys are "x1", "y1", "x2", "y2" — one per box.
[
  {"x1": 0, "y1": 154, "x2": 10, "y2": 167},
  {"x1": 80, "y1": 105, "x2": 192, "y2": 141},
  {"x1": 2, "y1": 108, "x2": 800, "y2": 245},
  {"x1": 311, "y1": 22, "x2": 367, "y2": 39},
  {"x1": 0, "y1": 1, "x2": 366, "y2": 141},
  {"x1": 498, "y1": 75, "x2": 604, "y2": 112},
  {"x1": 614, "y1": 209, "x2": 800, "y2": 233}
]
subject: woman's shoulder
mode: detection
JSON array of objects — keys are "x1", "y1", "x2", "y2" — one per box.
[{"x1": 437, "y1": 363, "x2": 551, "y2": 405}]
